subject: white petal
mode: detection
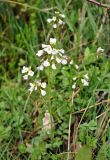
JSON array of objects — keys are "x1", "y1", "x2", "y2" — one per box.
[
  {"x1": 37, "y1": 65, "x2": 44, "y2": 71},
  {"x1": 55, "y1": 11, "x2": 60, "y2": 14},
  {"x1": 53, "y1": 24, "x2": 57, "y2": 28},
  {"x1": 42, "y1": 44, "x2": 47, "y2": 48},
  {"x1": 52, "y1": 63, "x2": 56, "y2": 69},
  {"x1": 51, "y1": 55, "x2": 54, "y2": 60},
  {"x1": 43, "y1": 60, "x2": 50, "y2": 67},
  {"x1": 47, "y1": 18, "x2": 52, "y2": 23},
  {"x1": 58, "y1": 19, "x2": 64, "y2": 25},
  {"x1": 52, "y1": 49, "x2": 57, "y2": 55},
  {"x1": 28, "y1": 87, "x2": 34, "y2": 92},
  {"x1": 84, "y1": 74, "x2": 89, "y2": 80},
  {"x1": 73, "y1": 77, "x2": 77, "y2": 81},
  {"x1": 35, "y1": 86, "x2": 37, "y2": 90},
  {"x1": 41, "y1": 89, "x2": 46, "y2": 96},
  {"x1": 22, "y1": 66, "x2": 28, "y2": 73},
  {"x1": 56, "y1": 57, "x2": 61, "y2": 63},
  {"x1": 37, "y1": 80, "x2": 41, "y2": 86},
  {"x1": 59, "y1": 49, "x2": 65, "y2": 54},
  {"x1": 50, "y1": 38, "x2": 56, "y2": 45},
  {"x1": 60, "y1": 14, "x2": 65, "y2": 18},
  {"x1": 43, "y1": 46, "x2": 52, "y2": 54},
  {"x1": 75, "y1": 64, "x2": 79, "y2": 69},
  {"x1": 28, "y1": 70, "x2": 34, "y2": 76},
  {"x1": 28, "y1": 83, "x2": 35, "y2": 92},
  {"x1": 72, "y1": 83, "x2": 76, "y2": 89},
  {"x1": 97, "y1": 47, "x2": 104, "y2": 53},
  {"x1": 81, "y1": 79, "x2": 89, "y2": 86},
  {"x1": 41, "y1": 82, "x2": 46, "y2": 88},
  {"x1": 70, "y1": 60, "x2": 74, "y2": 65},
  {"x1": 36, "y1": 50, "x2": 44, "y2": 57},
  {"x1": 29, "y1": 83, "x2": 34, "y2": 87},
  {"x1": 61, "y1": 59, "x2": 67, "y2": 65},
  {"x1": 23, "y1": 74, "x2": 28, "y2": 80},
  {"x1": 52, "y1": 16, "x2": 56, "y2": 21}
]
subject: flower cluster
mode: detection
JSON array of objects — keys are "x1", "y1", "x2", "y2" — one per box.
[
  {"x1": 81, "y1": 74, "x2": 89, "y2": 86},
  {"x1": 29, "y1": 80, "x2": 46, "y2": 96},
  {"x1": 36, "y1": 38, "x2": 68, "y2": 71},
  {"x1": 72, "y1": 73, "x2": 89, "y2": 89},
  {"x1": 47, "y1": 11, "x2": 65, "y2": 29},
  {"x1": 22, "y1": 66, "x2": 34, "y2": 80}
]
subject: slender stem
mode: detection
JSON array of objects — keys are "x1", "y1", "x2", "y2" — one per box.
[
  {"x1": 67, "y1": 89, "x2": 80, "y2": 160},
  {"x1": 87, "y1": 0, "x2": 110, "y2": 9},
  {"x1": 0, "y1": 0, "x2": 56, "y2": 12},
  {"x1": 47, "y1": 66, "x2": 54, "y2": 138},
  {"x1": 67, "y1": 113, "x2": 72, "y2": 160},
  {"x1": 24, "y1": 92, "x2": 31, "y2": 112},
  {"x1": 67, "y1": 91, "x2": 76, "y2": 160}
]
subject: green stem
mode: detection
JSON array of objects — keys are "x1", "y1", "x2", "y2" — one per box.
[{"x1": 48, "y1": 66, "x2": 54, "y2": 139}]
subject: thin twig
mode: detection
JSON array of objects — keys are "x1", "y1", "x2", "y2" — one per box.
[
  {"x1": 67, "y1": 113, "x2": 72, "y2": 160},
  {"x1": 96, "y1": 110, "x2": 108, "y2": 119},
  {"x1": 67, "y1": 89, "x2": 80, "y2": 160},
  {"x1": 0, "y1": 0, "x2": 56, "y2": 12},
  {"x1": 87, "y1": 0, "x2": 110, "y2": 9},
  {"x1": 73, "y1": 99, "x2": 110, "y2": 114}
]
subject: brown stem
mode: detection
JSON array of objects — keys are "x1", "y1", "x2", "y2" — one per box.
[{"x1": 87, "y1": 0, "x2": 110, "y2": 9}]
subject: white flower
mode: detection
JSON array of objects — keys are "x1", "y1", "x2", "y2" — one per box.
[
  {"x1": 97, "y1": 47, "x2": 104, "y2": 53},
  {"x1": 47, "y1": 18, "x2": 52, "y2": 23},
  {"x1": 52, "y1": 63, "x2": 56, "y2": 69},
  {"x1": 36, "y1": 50, "x2": 44, "y2": 57},
  {"x1": 41, "y1": 82, "x2": 46, "y2": 88},
  {"x1": 72, "y1": 83, "x2": 76, "y2": 89},
  {"x1": 84, "y1": 74, "x2": 89, "y2": 80},
  {"x1": 52, "y1": 48, "x2": 58, "y2": 55},
  {"x1": 81, "y1": 79, "x2": 89, "y2": 86},
  {"x1": 37, "y1": 65, "x2": 44, "y2": 71},
  {"x1": 23, "y1": 75, "x2": 28, "y2": 80},
  {"x1": 43, "y1": 45, "x2": 52, "y2": 54},
  {"x1": 56, "y1": 57, "x2": 61, "y2": 63},
  {"x1": 75, "y1": 64, "x2": 79, "y2": 69},
  {"x1": 53, "y1": 24, "x2": 57, "y2": 28},
  {"x1": 50, "y1": 38, "x2": 56, "y2": 45},
  {"x1": 42, "y1": 44, "x2": 48, "y2": 48},
  {"x1": 60, "y1": 14, "x2": 65, "y2": 18},
  {"x1": 61, "y1": 59, "x2": 67, "y2": 65},
  {"x1": 22, "y1": 66, "x2": 34, "y2": 80},
  {"x1": 59, "y1": 49, "x2": 65, "y2": 54},
  {"x1": 52, "y1": 16, "x2": 56, "y2": 21},
  {"x1": 55, "y1": 11, "x2": 60, "y2": 14},
  {"x1": 28, "y1": 83, "x2": 35, "y2": 92},
  {"x1": 37, "y1": 80, "x2": 41, "y2": 87},
  {"x1": 22, "y1": 66, "x2": 28, "y2": 73},
  {"x1": 43, "y1": 60, "x2": 50, "y2": 67},
  {"x1": 41, "y1": 89, "x2": 46, "y2": 96},
  {"x1": 70, "y1": 60, "x2": 74, "y2": 65},
  {"x1": 51, "y1": 55, "x2": 54, "y2": 60},
  {"x1": 28, "y1": 70, "x2": 34, "y2": 77},
  {"x1": 58, "y1": 19, "x2": 64, "y2": 25},
  {"x1": 73, "y1": 77, "x2": 77, "y2": 81}
]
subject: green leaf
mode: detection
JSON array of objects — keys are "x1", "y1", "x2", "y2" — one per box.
[
  {"x1": 96, "y1": 144, "x2": 108, "y2": 160},
  {"x1": 18, "y1": 143, "x2": 27, "y2": 154},
  {"x1": 86, "y1": 4, "x2": 98, "y2": 34},
  {"x1": 75, "y1": 145, "x2": 92, "y2": 160},
  {"x1": 83, "y1": 47, "x2": 97, "y2": 65}
]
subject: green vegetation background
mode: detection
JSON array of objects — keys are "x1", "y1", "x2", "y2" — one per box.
[{"x1": 0, "y1": 0, "x2": 110, "y2": 159}]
